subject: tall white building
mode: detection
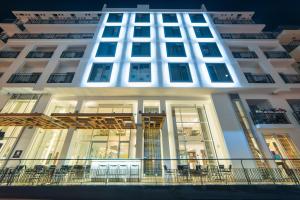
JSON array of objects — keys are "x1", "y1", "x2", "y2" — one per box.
[{"x1": 0, "y1": 4, "x2": 300, "y2": 185}]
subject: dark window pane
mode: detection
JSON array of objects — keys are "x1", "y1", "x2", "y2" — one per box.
[
  {"x1": 129, "y1": 63, "x2": 151, "y2": 82},
  {"x1": 164, "y1": 26, "x2": 181, "y2": 38},
  {"x1": 96, "y1": 42, "x2": 117, "y2": 57},
  {"x1": 169, "y1": 63, "x2": 192, "y2": 82},
  {"x1": 166, "y1": 42, "x2": 186, "y2": 57},
  {"x1": 134, "y1": 26, "x2": 150, "y2": 37},
  {"x1": 107, "y1": 13, "x2": 123, "y2": 22},
  {"x1": 135, "y1": 13, "x2": 150, "y2": 23},
  {"x1": 132, "y1": 42, "x2": 151, "y2": 57},
  {"x1": 199, "y1": 42, "x2": 221, "y2": 57},
  {"x1": 193, "y1": 27, "x2": 213, "y2": 38},
  {"x1": 206, "y1": 63, "x2": 233, "y2": 82},
  {"x1": 189, "y1": 14, "x2": 206, "y2": 23},
  {"x1": 102, "y1": 26, "x2": 121, "y2": 38},
  {"x1": 162, "y1": 14, "x2": 178, "y2": 23},
  {"x1": 88, "y1": 63, "x2": 113, "y2": 82}
]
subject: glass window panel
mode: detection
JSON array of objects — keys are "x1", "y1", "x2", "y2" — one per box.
[
  {"x1": 166, "y1": 42, "x2": 186, "y2": 57},
  {"x1": 164, "y1": 26, "x2": 181, "y2": 38},
  {"x1": 168, "y1": 63, "x2": 192, "y2": 82},
  {"x1": 193, "y1": 27, "x2": 213, "y2": 38},
  {"x1": 119, "y1": 142, "x2": 129, "y2": 158},
  {"x1": 96, "y1": 42, "x2": 117, "y2": 57},
  {"x1": 134, "y1": 26, "x2": 150, "y2": 37},
  {"x1": 189, "y1": 14, "x2": 206, "y2": 23},
  {"x1": 107, "y1": 13, "x2": 123, "y2": 23},
  {"x1": 206, "y1": 63, "x2": 233, "y2": 83},
  {"x1": 135, "y1": 13, "x2": 150, "y2": 23},
  {"x1": 107, "y1": 141, "x2": 119, "y2": 158},
  {"x1": 129, "y1": 63, "x2": 151, "y2": 82},
  {"x1": 102, "y1": 26, "x2": 121, "y2": 38},
  {"x1": 199, "y1": 42, "x2": 221, "y2": 57},
  {"x1": 162, "y1": 14, "x2": 178, "y2": 23},
  {"x1": 88, "y1": 63, "x2": 113, "y2": 82},
  {"x1": 131, "y1": 42, "x2": 151, "y2": 57}
]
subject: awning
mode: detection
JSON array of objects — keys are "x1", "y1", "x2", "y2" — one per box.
[{"x1": 141, "y1": 113, "x2": 166, "y2": 129}]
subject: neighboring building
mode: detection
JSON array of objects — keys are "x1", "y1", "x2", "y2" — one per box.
[{"x1": 0, "y1": 4, "x2": 300, "y2": 186}]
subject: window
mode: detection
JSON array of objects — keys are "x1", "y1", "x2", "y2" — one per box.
[
  {"x1": 164, "y1": 26, "x2": 181, "y2": 38},
  {"x1": 88, "y1": 63, "x2": 113, "y2": 82},
  {"x1": 199, "y1": 42, "x2": 221, "y2": 57},
  {"x1": 193, "y1": 27, "x2": 213, "y2": 38},
  {"x1": 131, "y1": 42, "x2": 151, "y2": 57},
  {"x1": 206, "y1": 63, "x2": 233, "y2": 82},
  {"x1": 162, "y1": 14, "x2": 178, "y2": 23},
  {"x1": 166, "y1": 42, "x2": 186, "y2": 57},
  {"x1": 168, "y1": 63, "x2": 192, "y2": 82},
  {"x1": 102, "y1": 26, "x2": 121, "y2": 38},
  {"x1": 107, "y1": 13, "x2": 123, "y2": 23},
  {"x1": 96, "y1": 42, "x2": 117, "y2": 57},
  {"x1": 189, "y1": 14, "x2": 206, "y2": 23},
  {"x1": 135, "y1": 13, "x2": 150, "y2": 23},
  {"x1": 134, "y1": 26, "x2": 150, "y2": 37},
  {"x1": 129, "y1": 63, "x2": 151, "y2": 82}
]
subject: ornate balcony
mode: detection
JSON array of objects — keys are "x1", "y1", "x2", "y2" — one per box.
[
  {"x1": 11, "y1": 33, "x2": 94, "y2": 40},
  {"x1": 7, "y1": 73, "x2": 41, "y2": 83},
  {"x1": 244, "y1": 73, "x2": 275, "y2": 83},
  {"x1": 0, "y1": 51, "x2": 20, "y2": 58},
  {"x1": 60, "y1": 51, "x2": 84, "y2": 58},
  {"x1": 26, "y1": 19, "x2": 99, "y2": 24},
  {"x1": 221, "y1": 33, "x2": 276, "y2": 40},
  {"x1": 26, "y1": 51, "x2": 53, "y2": 58},
  {"x1": 214, "y1": 19, "x2": 255, "y2": 24},
  {"x1": 250, "y1": 110, "x2": 290, "y2": 124},
  {"x1": 279, "y1": 73, "x2": 300, "y2": 83},
  {"x1": 264, "y1": 51, "x2": 292, "y2": 59},
  {"x1": 47, "y1": 72, "x2": 75, "y2": 83},
  {"x1": 232, "y1": 51, "x2": 258, "y2": 59}
]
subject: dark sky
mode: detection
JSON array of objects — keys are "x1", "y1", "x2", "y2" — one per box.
[{"x1": 0, "y1": 0, "x2": 299, "y2": 30}]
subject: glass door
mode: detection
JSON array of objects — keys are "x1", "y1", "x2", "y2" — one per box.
[{"x1": 89, "y1": 142, "x2": 107, "y2": 159}]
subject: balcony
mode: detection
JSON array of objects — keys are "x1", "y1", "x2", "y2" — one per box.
[
  {"x1": 264, "y1": 51, "x2": 292, "y2": 59},
  {"x1": 60, "y1": 51, "x2": 84, "y2": 58},
  {"x1": 232, "y1": 51, "x2": 258, "y2": 59},
  {"x1": 0, "y1": 51, "x2": 20, "y2": 58},
  {"x1": 47, "y1": 72, "x2": 75, "y2": 83},
  {"x1": 279, "y1": 73, "x2": 300, "y2": 83},
  {"x1": 244, "y1": 73, "x2": 275, "y2": 83},
  {"x1": 7, "y1": 73, "x2": 41, "y2": 83},
  {"x1": 10, "y1": 33, "x2": 94, "y2": 40},
  {"x1": 26, "y1": 51, "x2": 53, "y2": 59},
  {"x1": 214, "y1": 19, "x2": 255, "y2": 24},
  {"x1": 26, "y1": 19, "x2": 99, "y2": 24},
  {"x1": 250, "y1": 110, "x2": 290, "y2": 124},
  {"x1": 221, "y1": 33, "x2": 276, "y2": 40}
]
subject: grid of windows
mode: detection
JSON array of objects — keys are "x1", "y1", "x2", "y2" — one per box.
[
  {"x1": 129, "y1": 63, "x2": 151, "y2": 82},
  {"x1": 168, "y1": 63, "x2": 192, "y2": 82},
  {"x1": 102, "y1": 26, "x2": 121, "y2": 38},
  {"x1": 164, "y1": 26, "x2": 181, "y2": 38},
  {"x1": 162, "y1": 14, "x2": 178, "y2": 23},
  {"x1": 193, "y1": 27, "x2": 213, "y2": 38},
  {"x1": 135, "y1": 13, "x2": 150, "y2": 23},
  {"x1": 189, "y1": 14, "x2": 206, "y2": 23},
  {"x1": 107, "y1": 13, "x2": 123, "y2": 23},
  {"x1": 134, "y1": 26, "x2": 150, "y2": 37},
  {"x1": 199, "y1": 42, "x2": 222, "y2": 57},
  {"x1": 132, "y1": 42, "x2": 151, "y2": 57},
  {"x1": 96, "y1": 42, "x2": 117, "y2": 57},
  {"x1": 88, "y1": 63, "x2": 113, "y2": 82},
  {"x1": 206, "y1": 63, "x2": 233, "y2": 83},
  {"x1": 166, "y1": 42, "x2": 186, "y2": 57}
]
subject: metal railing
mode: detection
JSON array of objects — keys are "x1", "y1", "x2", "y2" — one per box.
[
  {"x1": 60, "y1": 51, "x2": 84, "y2": 58},
  {"x1": 221, "y1": 33, "x2": 276, "y2": 40},
  {"x1": 0, "y1": 158, "x2": 299, "y2": 186},
  {"x1": 279, "y1": 73, "x2": 300, "y2": 84},
  {"x1": 213, "y1": 19, "x2": 255, "y2": 24},
  {"x1": 26, "y1": 19, "x2": 99, "y2": 24},
  {"x1": 0, "y1": 51, "x2": 20, "y2": 58},
  {"x1": 250, "y1": 111, "x2": 290, "y2": 124},
  {"x1": 244, "y1": 73, "x2": 275, "y2": 83},
  {"x1": 232, "y1": 51, "x2": 258, "y2": 59},
  {"x1": 26, "y1": 51, "x2": 53, "y2": 58},
  {"x1": 7, "y1": 73, "x2": 41, "y2": 83},
  {"x1": 10, "y1": 33, "x2": 94, "y2": 40},
  {"x1": 47, "y1": 72, "x2": 75, "y2": 83},
  {"x1": 264, "y1": 51, "x2": 292, "y2": 59}
]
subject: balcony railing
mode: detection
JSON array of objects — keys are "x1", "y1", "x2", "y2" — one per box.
[
  {"x1": 232, "y1": 51, "x2": 258, "y2": 59},
  {"x1": 26, "y1": 51, "x2": 53, "y2": 58},
  {"x1": 264, "y1": 51, "x2": 292, "y2": 59},
  {"x1": 10, "y1": 33, "x2": 94, "y2": 40},
  {"x1": 250, "y1": 111, "x2": 290, "y2": 124},
  {"x1": 60, "y1": 51, "x2": 84, "y2": 58},
  {"x1": 26, "y1": 19, "x2": 99, "y2": 24},
  {"x1": 279, "y1": 73, "x2": 300, "y2": 83},
  {"x1": 213, "y1": 19, "x2": 255, "y2": 24},
  {"x1": 0, "y1": 158, "x2": 300, "y2": 186},
  {"x1": 7, "y1": 73, "x2": 41, "y2": 83},
  {"x1": 244, "y1": 73, "x2": 275, "y2": 83},
  {"x1": 0, "y1": 51, "x2": 20, "y2": 58},
  {"x1": 47, "y1": 72, "x2": 75, "y2": 83},
  {"x1": 221, "y1": 33, "x2": 276, "y2": 40}
]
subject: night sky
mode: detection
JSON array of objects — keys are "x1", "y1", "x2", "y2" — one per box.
[{"x1": 0, "y1": 0, "x2": 299, "y2": 30}]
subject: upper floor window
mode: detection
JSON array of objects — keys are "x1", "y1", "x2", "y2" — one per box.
[
  {"x1": 168, "y1": 63, "x2": 192, "y2": 82},
  {"x1": 166, "y1": 42, "x2": 186, "y2": 57},
  {"x1": 206, "y1": 63, "x2": 233, "y2": 82},
  {"x1": 193, "y1": 27, "x2": 213, "y2": 38},
  {"x1": 164, "y1": 26, "x2": 181, "y2": 38},
  {"x1": 135, "y1": 13, "x2": 150, "y2": 23},
  {"x1": 162, "y1": 14, "x2": 178, "y2": 23},
  {"x1": 189, "y1": 14, "x2": 206, "y2": 23},
  {"x1": 96, "y1": 42, "x2": 117, "y2": 57},
  {"x1": 129, "y1": 63, "x2": 151, "y2": 82},
  {"x1": 199, "y1": 42, "x2": 222, "y2": 57},
  {"x1": 107, "y1": 13, "x2": 123, "y2": 23},
  {"x1": 134, "y1": 26, "x2": 150, "y2": 37},
  {"x1": 102, "y1": 26, "x2": 121, "y2": 38},
  {"x1": 132, "y1": 42, "x2": 151, "y2": 57},
  {"x1": 88, "y1": 63, "x2": 113, "y2": 82}
]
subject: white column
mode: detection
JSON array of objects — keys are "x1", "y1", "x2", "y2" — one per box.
[
  {"x1": 135, "y1": 99, "x2": 143, "y2": 158},
  {"x1": 160, "y1": 99, "x2": 171, "y2": 168}
]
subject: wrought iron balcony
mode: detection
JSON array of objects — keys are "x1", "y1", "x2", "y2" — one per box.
[
  {"x1": 26, "y1": 19, "x2": 99, "y2": 24},
  {"x1": 250, "y1": 111, "x2": 290, "y2": 124},
  {"x1": 60, "y1": 51, "x2": 84, "y2": 58},
  {"x1": 0, "y1": 51, "x2": 20, "y2": 58},
  {"x1": 11, "y1": 33, "x2": 94, "y2": 40},
  {"x1": 221, "y1": 33, "x2": 276, "y2": 40},
  {"x1": 47, "y1": 72, "x2": 75, "y2": 83},
  {"x1": 264, "y1": 51, "x2": 292, "y2": 59},
  {"x1": 7, "y1": 73, "x2": 41, "y2": 83},
  {"x1": 26, "y1": 51, "x2": 53, "y2": 58},
  {"x1": 232, "y1": 51, "x2": 258, "y2": 59},
  {"x1": 244, "y1": 73, "x2": 275, "y2": 83},
  {"x1": 213, "y1": 19, "x2": 255, "y2": 24},
  {"x1": 279, "y1": 73, "x2": 300, "y2": 83}
]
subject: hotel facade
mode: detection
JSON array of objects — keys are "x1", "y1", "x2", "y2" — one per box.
[{"x1": 0, "y1": 4, "x2": 300, "y2": 185}]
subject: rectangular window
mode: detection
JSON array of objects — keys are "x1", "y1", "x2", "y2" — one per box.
[
  {"x1": 162, "y1": 14, "x2": 178, "y2": 23},
  {"x1": 206, "y1": 63, "x2": 233, "y2": 82},
  {"x1": 193, "y1": 27, "x2": 213, "y2": 38},
  {"x1": 168, "y1": 63, "x2": 192, "y2": 82},
  {"x1": 102, "y1": 26, "x2": 121, "y2": 38},
  {"x1": 164, "y1": 26, "x2": 181, "y2": 38},
  {"x1": 96, "y1": 42, "x2": 117, "y2": 57},
  {"x1": 129, "y1": 63, "x2": 151, "y2": 82},
  {"x1": 135, "y1": 13, "x2": 150, "y2": 23},
  {"x1": 166, "y1": 42, "x2": 186, "y2": 57},
  {"x1": 134, "y1": 26, "x2": 150, "y2": 37},
  {"x1": 132, "y1": 42, "x2": 151, "y2": 57},
  {"x1": 189, "y1": 14, "x2": 206, "y2": 23},
  {"x1": 107, "y1": 13, "x2": 123, "y2": 23},
  {"x1": 88, "y1": 63, "x2": 113, "y2": 82},
  {"x1": 199, "y1": 42, "x2": 221, "y2": 57}
]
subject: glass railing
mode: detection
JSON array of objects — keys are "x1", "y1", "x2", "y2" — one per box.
[
  {"x1": 221, "y1": 33, "x2": 276, "y2": 40},
  {"x1": 0, "y1": 51, "x2": 20, "y2": 58},
  {"x1": 47, "y1": 72, "x2": 75, "y2": 83},
  {"x1": 26, "y1": 19, "x2": 99, "y2": 24},
  {"x1": 213, "y1": 19, "x2": 255, "y2": 24},
  {"x1": 7, "y1": 73, "x2": 41, "y2": 83},
  {"x1": 11, "y1": 33, "x2": 94, "y2": 40},
  {"x1": 232, "y1": 51, "x2": 258, "y2": 59},
  {"x1": 244, "y1": 73, "x2": 275, "y2": 83},
  {"x1": 60, "y1": 51, "x2": 84, "y2": 58},
  {"x1": 250, "y1": 111, "x2": 290, "y2": 124},
  {"x1": 26, "y1": 51, "x2": 53, "y2": 58},
  {"x1": 264, "y1": 51, "x2": 292, "y2": 59},
  {"x1": 279, "y1": 73, "x2": 300, "y2": 83}
]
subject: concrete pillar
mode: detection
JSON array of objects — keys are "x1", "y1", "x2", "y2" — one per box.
[
  {"x1": 135, "y1": 99, "x2": 143, "y2": 158},
  {"x1": 160, "y1": 99, "x2": 171, "y2": 168}
]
